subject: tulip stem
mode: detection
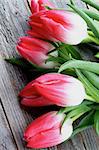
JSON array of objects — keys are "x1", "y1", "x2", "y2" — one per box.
[
  {"x1": 61, "y1": 106, "x2": 91, "y2": 130},
  {"x1": 71, "y1": 113, "x2": 84, "y2": 121},
  {"x1": 69, "y1": 0, "x2": 75, "y2": 5},
  {"x1": 88, "y1": 30, "x2": 95, "y2": 37},
  {"x1": 57, "y1": 99, "x2": 94, "y2": 115},
  {"x1": 57, "y1": 105, "x2": 79, "y2": 114},
  {"x1": 71, "y1": 107, "x2": 92, "y2": 122},
  {"x1": 85, "y1": 94, "x2": 96, "y2": 102},
  {"x1": 82, "y1": 35, "x2": 99, "y2": 45}
]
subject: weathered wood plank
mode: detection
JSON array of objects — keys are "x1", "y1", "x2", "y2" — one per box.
[
  {"x1": 0, "y1": 101, "x2": 17, "y2": 150},
  {"x1": 0, "y1": 0, "x2": 99, "y2": 150},
  {"x1": 0, "y1": 57, "x2": 32, "y2": 150},
  {"x1": 0, "y1": 0, "x2": 33, "y2": 149}
]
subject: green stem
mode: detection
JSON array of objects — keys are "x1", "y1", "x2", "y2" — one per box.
[
  {"x1": 69, "y1": 0, "x2": 75, "y2": 5},
  {"x1": 61, "y1": 105, "x2": 91, "y2": 130},
  {"x1": 88, "y1": 31, "x2": 95, "y2": 37},
  {"x1": 72, "y1": 113, "x2": 84, "y2": 121},
  {"x1": 82, "y1": 35, "x2": 99, "y2": 45},
  {"x1": 85, "y1": 94, "x2": 96, "y2": 102},
  {"x1": 57, "y1": 105, "x2": 79, "y2": 114},
  {"x1": 95, "y1": 53, "x2": 99, "y2": 58},
  {"x1": 81, "y1": 0, "x2": 99, "y2": 11},
  {"x1": 57, "y1": 100, "x2": 94, "y2": 115}
]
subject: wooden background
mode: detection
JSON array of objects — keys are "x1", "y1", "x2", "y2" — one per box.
[{"x1": 0, "y1": 0, "x2": 99, "y2": 149}]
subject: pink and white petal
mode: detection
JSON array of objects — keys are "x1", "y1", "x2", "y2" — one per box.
[
  {"x1": 35, "y1": 83, "x2": 68, "y2": 106},
  {"x1": 35, "y1": 73, "x2": 70, "y2": 84},
  {"x1": 31, "y1": 0, "x2": 39, "y2": 14},
  {"x1": 18, "y1": 37, "x2": 54, "y2": 52},
  {"x1": 19, "y1": 80, "x2": 36, "y2": 98},
  {"x1": 61, "y1": 80, "x2": 86, "y2": 106},
  {"x1": 24, "y1": 112, "x2": 65, "y2": 141},
  {"x1": 21, "y1": 96, "x2": 52, "y2": 107},
  {"x1": 17, "y1": 46, "x2": 47, "y2": 66},
  {"x1": 38, "y1": 0, "x2": 54, "y2": 10},
  {"x1": 27, "y1": 128, "x2": 66, "y2": 148},
  {"x1": 27, "y1": 30, "x2": 44, "y2": 39}
]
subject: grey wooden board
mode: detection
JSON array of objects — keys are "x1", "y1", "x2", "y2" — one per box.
[
  {"x1": 0, "y1": 102, "x2": 17, "y2": 150},
  {"x1": 0, "y1": 0, "x2": 99, "y2": 150}
]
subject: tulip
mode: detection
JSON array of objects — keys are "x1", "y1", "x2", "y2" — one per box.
[
  {"x1": 24, "y1": 111, "x2": 73, "y2": 148},
  {"x1": 28, "y1": 10, "x2": 87, "y2": 45},
  {"x1": 31, "y1": 0, "x2": 54, "y2": 14},
  {"x1": 17, "y1": 37, "x2": 57, "y2": 68},
  {"x1": 19, "y1": 73, "x2": 86, "y2": 107}
]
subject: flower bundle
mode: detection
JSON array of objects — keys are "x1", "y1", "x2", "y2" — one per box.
[{"x1": 7, "y1": 0, "x2": 99, "y2": 149}]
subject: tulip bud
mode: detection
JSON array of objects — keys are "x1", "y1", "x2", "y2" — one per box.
[
  {"x1": 24, "y1": 111, "x2": 73, "y2": 148},
  {"x1": 17, "y1": 37, "x2": 57, "y2": 68},
  {"x1": 28, "y1": 10, "x2": 87, "y2": 45},
  {"x1": 31, "y1": 0, "x2": 54, "y2": 14},
  {"x1": 19, "y1": 73, "x2": 86, "y2": 107}
]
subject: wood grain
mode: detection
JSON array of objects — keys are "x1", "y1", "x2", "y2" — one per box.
[
  {"x1": 0, "y1": 0, "x2": 99, "y2": 150},
  {"x1": 0, "y1": 101, "x2": 17, "y2": 150}
]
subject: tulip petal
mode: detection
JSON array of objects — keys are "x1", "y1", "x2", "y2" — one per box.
[
  {"x1": 35, "y1": 73, "x2": 85, "y2": 106},
  {"x1": 21, "y1": 97, "x2": 52, "y2": 107},
  {"x1": 19, "y1": 80, "x2": 36, "y2": 98},
  {"x1": 38, "y1": 0, "x2": 54, "y2": 10},
  {"x1": 27, "y1": 30, "x2": 44, "y2": 39},
  {"x1": 20, "y1": 73, "x2": 85, "y2": 107},
  {"x1": 31, "y1": 0, "x2": 54, "y2": 14},
  {"x1": 17, "y1": 37, "x2": 55, "y2": 68},
  {"x1": 29, "y1": 10, "x2": 87, "y2": 44},
  {"x1": 18, "y1": 37, "x2": 54, "y2": 53},
  {"x1": 17, "y1": 45, "x2": 48, "y2": 66},
  {"x1": 26, "y1": 118, "x2": 73, "y2": 148},
  {"x1": 27, "y1": 128, "x2": 64, "y2": 148},
  {"x1": 31, "y1": 0, "x2": 39, "y2": 14},
  {"x1": 24, "y1": 112, "x2": 65, "y2": 141}
]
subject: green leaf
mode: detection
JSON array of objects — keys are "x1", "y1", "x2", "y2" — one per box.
[
  {"x1": 78, "y1": 111, "x2": 94, "y2": 126},
  {"x1": 5, "y1": 57, "x2": 33, "y2": 69},
  {"x1": 64, "y1": 45, "x2": 82, "y2": 60},
  {"x1": 45, "y1": 6, "x2": 52, "y2": 10},
  {"x1": 95, "y1": 52, "x2": 99, "y2": 58},
  {"x1": 81, "y1": 0, "x2": 99, "y2": 11},
  {"x1": 61, "y1": 103, "x2": 92, "y2": 134},
  {"x1": 57, "y1": 44, "x2": 82, "y2": 62},
  {"x1": 51, "y1": 42, "x2": 60, "y2": 48},
  {"x1": 91, "y1": 104, "x2": 99, "y2": 110},
  {"x1": 69, "y1": 0, "x2": 75, "y2": 5},
  {"x1": 68, "y1": 4, "x2": 99, "y2": 39},
  {"x1": 94, "y1": 110, "x2": 99, "y2": 135},
  {"x1": 82, "y1": 35, "x2": 99, "y2": 45},
  {"x1": 58, "y1": 60, "x2": 99, "y2": 75},
  {"x1": 58, "y1": 105, "x2": 79, "y2": 114},
  {"x1": 67, "y1": 105, "x2": 91, "y2": 118},
  {"x1": 46, "y1": 55, "x2": 63, "y2": 64},
  {"x1": 72, "y1": 110, "x2": 94, "y2": 136},
  {"x1": 58, "y1": 45, "x2": 71, "y2": 62},
  {"x1": 83, "y1": 71, "x2": 99, "y2": 89},
  {"x1": 75, "y1": 69, "x2": 99, "y2": 103},
  {"x1": 83, "y1": 9, "x2": 99, "y2": 21},
  {"x1": 58, "y1": 100, "x2": 94, "y2": 114},
  {"x1": 5, "y1": 57, "x2": 58, "y2": 73}
]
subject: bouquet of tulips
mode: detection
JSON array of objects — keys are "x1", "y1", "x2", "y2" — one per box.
[{"x1": 7, "y1": 0, "x2": 99, "y2": 149}]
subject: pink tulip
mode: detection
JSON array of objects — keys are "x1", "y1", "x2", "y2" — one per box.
[
  {"x1": 28, "y1": 10, "x2": 87, "y2": 45},
  {"x1": 19, "y1": 73, "x2": 85, "y2": 107},
  {"x1": 17, "y1": 37, "x2": 56, "y2": 68},
  {"x1": 24, "y1": 111, "x2": 73, "y2": 148},
  {"x1": 31, "y1": 0, "x2": 54, "y2": 14}
]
